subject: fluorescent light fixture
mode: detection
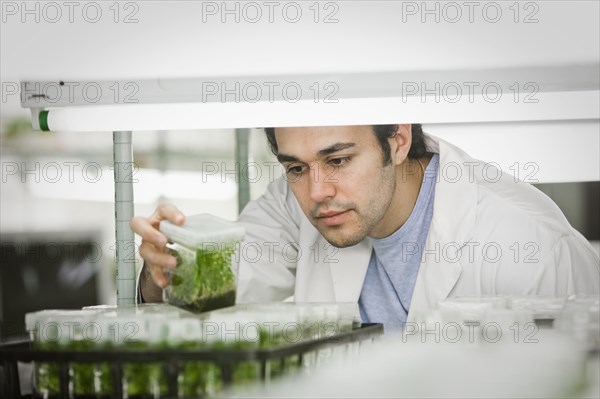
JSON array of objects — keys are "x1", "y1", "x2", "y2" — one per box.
[
  {"x1": 31, "y1": 91, "x2": 599, "y2": 132},
  {"x1": 21, "y1": 66, "x2": 600, "y2": 132}
]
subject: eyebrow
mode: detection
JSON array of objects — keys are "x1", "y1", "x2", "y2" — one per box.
[{"x1": 277, "y1": 142, "x2": 355, "y2": 163}]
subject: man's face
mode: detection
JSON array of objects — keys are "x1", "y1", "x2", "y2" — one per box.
[{"x1": 275, "y1": 126, "x2": 397, "y2": 248}]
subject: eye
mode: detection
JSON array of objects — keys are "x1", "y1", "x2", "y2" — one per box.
[
  {"x1": 328, "y1": 157, "x2": 350, "y2": 167},
  {"x1": 286, "y1": 165, "x2": 306, "y2": 177}
]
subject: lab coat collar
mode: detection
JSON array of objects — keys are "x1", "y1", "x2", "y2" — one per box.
[
  {"x1": 407, "y1": 134, "x2": 477, "y2": 319},
  {"x1": 424, "y1": 133, "x2": 477, "y2": 246}
]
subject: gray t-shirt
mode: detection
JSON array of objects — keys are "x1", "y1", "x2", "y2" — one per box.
[{"x1": 359, "y1": 153, "x2": 439, "y2": 331}]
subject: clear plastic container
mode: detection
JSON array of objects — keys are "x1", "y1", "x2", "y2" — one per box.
[
  {"x1": 438, "y1": 296, "x2": 508, "y2": 323},
  {"x1": 83, "y1": 302, "x2": 195, "y2": 318},
  {"x1": 198, "y1": 302, "x2": 361, "y2": 380},
  {"x1": 160, "y1": 214, "x2": 245, "y2": 313},
  {"x1": 26, "y1": 309, "x2": 107, "y2": 398},
  {"x1": 555, "y1": 295, "x2": 600, "y2": 352},
  {"x1": 200, "y1": 302, "x2": 360, "y2": 345},
  {"x1": 508, "y1": 296, "x2": 566, "y2": 322},
  {"x1": 82, "y1": 321, "x2": 114, "y2": 397},
  {"x1": 27, "y1": 312, "x2": 64, "y2": 398},
  {"x1": 164, "y1": 318, "x2": 222, "y2": 398},
  {"x1": 120, "y1": 313, "x2": 171, "y2": 398},
  {"x1": 197, "y1": 311, "x2": 263, "y2": 388}
]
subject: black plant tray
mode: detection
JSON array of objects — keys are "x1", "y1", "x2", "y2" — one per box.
[{"x1": 0, "y1": 323, "x2": 383, "y2": 398}]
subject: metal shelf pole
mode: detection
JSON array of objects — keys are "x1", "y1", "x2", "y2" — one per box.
[
  {"x1": 235, "y1": 128, "x2": 251, "y2": 214},
  {"x1": 113, "y1": 131, "x2": 136, "y2": 305}
]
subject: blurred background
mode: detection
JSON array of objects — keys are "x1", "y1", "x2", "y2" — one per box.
[{"x1": 1, "y1": 1, "x2": 598, "y2": 340}]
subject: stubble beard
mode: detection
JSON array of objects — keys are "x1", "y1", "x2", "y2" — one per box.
[{"x1": 317, "y1": 164, "x2": 397, "y2": 248}]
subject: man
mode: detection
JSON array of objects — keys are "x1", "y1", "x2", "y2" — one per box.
[{"x1": 131, "y1": 125, "x2": 599, "y2": 330}]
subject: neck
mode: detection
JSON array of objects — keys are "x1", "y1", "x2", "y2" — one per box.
[{"x1": 370, "y1": 155, "x2": 431, "y2": 239}]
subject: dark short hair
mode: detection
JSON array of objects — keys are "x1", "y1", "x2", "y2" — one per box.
[{"x1": 264, "y1": 124, "x2": 428, "y2": 165}]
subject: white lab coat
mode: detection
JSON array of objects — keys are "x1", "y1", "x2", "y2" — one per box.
[{"x1": 235, "y1": 134, "x2": 600, "y2": 320}]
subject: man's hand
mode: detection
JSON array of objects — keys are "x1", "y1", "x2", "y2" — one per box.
[{"x1": 130, "y1": 204, "x2": 185, "y2": 302}]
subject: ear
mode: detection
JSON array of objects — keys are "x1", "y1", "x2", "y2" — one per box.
[{"x1": 390, "y1": 124, "x2": 412, "y2": 165}]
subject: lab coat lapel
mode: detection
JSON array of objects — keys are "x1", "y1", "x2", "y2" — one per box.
[
  {"x1": 407, "y1": 136, "x2": 477, "y2": 320},
  {"x1": 295, "y1": 221, "x2": 372, "y2": 302},
  {"x1": 329, "y1": 238, "x2": 372, "y2": 301}
]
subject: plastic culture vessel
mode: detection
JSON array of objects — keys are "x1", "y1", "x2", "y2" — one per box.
[
  {"x1": 160, "y1": 214, "x2": 245, "y2": 313},
  {"x1": 120, "y1": 312, "x2": 171, "y2": 398},
  {"x1": 165, "y1": 317, "x2": 223, "y2": 398},
  {"x1": 25, "y1": 309, "x2": 104, "y2": 398}
]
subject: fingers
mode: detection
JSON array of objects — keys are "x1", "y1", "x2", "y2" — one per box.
[
  {"x1": 149, "y1": 203, "x2": 185, "y2": 226},
  {"x1": 130, "y1": 216, "x2": 168, "y2": 248},
  {"x1": 130, "y1": 203, "x2": 185, "y2": 290},
  {"x1": 147, "y1": 262, "x2": 167, "y2": 289},
  {"x1": 129, "y1": 203, "x2": 185, "y2": 248},
  {"x1": 139, "y1": 241, "x2": 177, "y2": 289},
  {"x1": 139, "y1": 241, "x2": 176, "y2": 268}
]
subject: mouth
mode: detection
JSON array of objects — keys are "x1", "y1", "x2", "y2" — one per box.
[{"x1": 317, "y1": 210, "x2": 351, "y2": 226}]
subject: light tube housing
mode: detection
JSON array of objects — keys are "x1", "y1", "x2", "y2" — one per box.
[{"x1": 21, "y1": 66, "x2": 600, "y2": 132}]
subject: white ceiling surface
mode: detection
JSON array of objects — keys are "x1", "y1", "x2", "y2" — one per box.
[{"x1": 2, "y1": 1, "x2": 599, "y2": 120}]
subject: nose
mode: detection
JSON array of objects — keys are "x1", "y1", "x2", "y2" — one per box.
[{"x1": 308, "y1": 164, "x2": 336, "y2": 203}]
